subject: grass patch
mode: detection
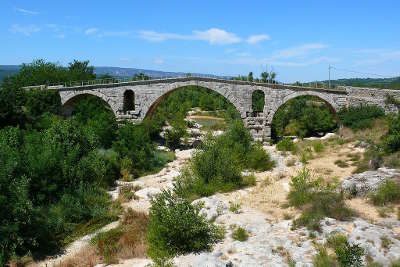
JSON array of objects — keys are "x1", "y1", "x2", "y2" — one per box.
[
  {"x1": 288, "y1": 169, "x2": 354, "y2": 231},
  {"x1": 118, "y1": 185, "x2": 141, "y2": 203},
  {"x1": 90, "y1": 208, "x2": 148, "y2": 265},
  {"x1": 334, "y1": 159, "x2": 350, "y2": 168},
  {"x1": 231, "y1": 226, "x2": 249, "y2": 242},
  {"x1": 370, "y1": 180, "x2": 400, "y2": 206},
  {"x1": 229, "y1": 202, "x2": 241, "y2": 214}
]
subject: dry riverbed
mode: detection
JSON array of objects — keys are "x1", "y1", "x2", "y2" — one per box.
[{"x1": 36, "y1": 137, "x2": 400, "y2": 266}]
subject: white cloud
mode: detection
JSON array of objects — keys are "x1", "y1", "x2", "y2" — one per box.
[
  {"x1": 85, "y1": 28, "x2": 99, "y2": 35},
  {"x1": 98, "y1": 31, "x2": 133, "y2": 38},
  {"x1": 16, "y1": 8, "x2": 39, "y2": 15},
  {"x1": 153, "y1": 58, "x2": 164, "y2": 65},
  {"x1": 193, "y1": 28, "x2": 241, "y2": 45},
  {"x1": 9, "y1": 24, "x2": 40, "y2": 36},
  {"x1": 139, "y1": 28, "x2": 241, "y2": 45},
  {"x1": 274, "y1": 43, "x2": 327, "y2": 59},
  {"x1": 246, "y1": 34, "x2": 270, "y2": 44}
]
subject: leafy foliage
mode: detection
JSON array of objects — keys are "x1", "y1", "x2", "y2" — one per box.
[
  {"x1": 272, "y1": 96, "x2": 337, "y2": 140},
  {"x1": 338, "y1": 105, "x2": 385, "y2": 130},
  {"x1": 174, "y1": 121, "x2": 274, "y2": 201},
  {"x1": 146, "y1": 190, "x2": 223, "y2": 263}
]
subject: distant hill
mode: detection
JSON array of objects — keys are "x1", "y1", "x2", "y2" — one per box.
[
  {"x1": 94, "y1": 66, "x2": 229, "y2": 79},
  {"x1": 0, "y1": 65, "x2": 230, "y2": 83},
  {"x1": 0, "y1": 65, "x2": 20, "y2": 81},
  {"x1": 304, "y1": 77, "x2": 400, "y2": 90}
]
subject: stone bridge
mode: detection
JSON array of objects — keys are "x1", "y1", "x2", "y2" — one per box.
[{"x1": 56, "y1": 77, "x2": 400, "y2": 141}]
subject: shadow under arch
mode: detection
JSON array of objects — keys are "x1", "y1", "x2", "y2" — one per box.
[
  {"x1": 61, "y1": 93, "x2": 116, "y2": 118},
  {"x1": 144, "y1": 85, "x2": 242, "y2": 120},
  {"x1": 270, "y1": 93, "x2": 338, "y2": 141}
]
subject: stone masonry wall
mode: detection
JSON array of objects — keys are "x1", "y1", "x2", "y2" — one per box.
[{"x1": 58, "y1": 78, "x2": 400, "y2": 142}]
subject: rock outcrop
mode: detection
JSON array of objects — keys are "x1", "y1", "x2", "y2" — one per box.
[{"x1": 341, "y1": 168, "x2": 400, "y2": 196}]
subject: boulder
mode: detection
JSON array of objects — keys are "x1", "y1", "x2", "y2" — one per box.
[{"x1": 341, "y1": 168, "x2": 400, "y2": 196}]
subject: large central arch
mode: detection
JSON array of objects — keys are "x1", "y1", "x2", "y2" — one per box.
[{"x1": 143, "y1": 85, "x2": 243, "y2": 120}]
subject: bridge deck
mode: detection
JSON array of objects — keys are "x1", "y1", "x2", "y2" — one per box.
[{"x1": 31, "y1": 77, "x2": 348, "y2": 95}]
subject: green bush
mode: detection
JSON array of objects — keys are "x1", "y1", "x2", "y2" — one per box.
[
  {"x1": 370, "y1": 180, "x2": 400, "y2": 206},
  {"x1": 246, "y1": 143, "x2": 275, "y2": 171},
  {"x1": 276, "y1": 138, "x2": 297, "y2": 152},
  {"x1": 174, "y1": 122, "x2": 272, "y2": 201},
  {"x1": 382, "y1": 114, "x2": 400, "y2": 153},
  {"x1": 338, "y1": 105, "x2": 385, "y2": 130},
  {"x1": 146, "y1": 190, "x2": 223, "y2": 263},
  {"x1": 112, "y1": 123, "x2": 157, "y2": 178},
  {"x1": 335, "y1": 242, "x2": 364, "y2": 267},
  {"x1": 289, "y1": 169, "x2": 353, "y2": 231}
]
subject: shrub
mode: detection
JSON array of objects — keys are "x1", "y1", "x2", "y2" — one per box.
[
  {"x1": 246, "y1": 143, "x2": 275, "y2": 171},
  {"x1": 146, "y1": 190, "x2": 223, "y2": 263},
  {"x1": 112, "y1": 123, "x2": 157, "y2": 178},
  {"x1": 232, "y1": 227, "x2": 249, "y2": 242},
  {"x1": 382, "y1": 114, "x2": 400, "y2": 153},
  {"x1": 370, "y1": 180, "x2": 400, "y2": 206},
  {"x1": 288, "y1": 168, "x2": 318, "y2": 207},
  {"x1": 338, "y1": 105, "x2": 385, "y2": 130},
  {"x1": 289, "y1": 169, "x2": 353, "y2": 231},
  {"x1": 276, "y1": 138, "x2": 297, "y2": 152},
  {"x1": 335, "y1": 242, "x2": 364, "y2": 267}
]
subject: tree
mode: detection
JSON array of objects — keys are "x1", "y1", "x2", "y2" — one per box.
[
  {"x1": 248, "y1": 72, "x2": 254, "y2": 82},
  {"x1": 261, "y1": 71, "x2": 269, "y2": 83},
  {"x1": 68, "y1": 60, "x2": 96, "y2": 81},
  {"x1": 270, "y1": 71, "x2": 277, "y2": 83}
]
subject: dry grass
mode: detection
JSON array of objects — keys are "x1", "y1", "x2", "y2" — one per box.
[
  {"x1": 56, "y1": 209, "x2": 148, "y2": 266},
  {"x1": 118, "y1": 185, "x2": 141, "y2": 203},
  {"x1": 338, "y1": 118, "x2": 388, "y2": 143},
  {"x1": 55, "y1": 246, "x2": 100, "y2": 267}
]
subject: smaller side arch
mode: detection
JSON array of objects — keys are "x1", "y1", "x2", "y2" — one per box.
[
  {"x1": 252, "y1": 89, "x2": 265, "y2": 113},
  {"x1": 123, "y1": 90, "x2": 135, "y2": 111},
  {"x1": 267, "y1": 91, "x2": 339, "y2": 125},
  {"x1": 60, "y1": 91, "x2": 117, "y2": 117}
]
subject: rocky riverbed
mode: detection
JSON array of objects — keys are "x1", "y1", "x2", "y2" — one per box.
[{"x1": 36, "y1": 134, "x2": 400, "y2": 267}]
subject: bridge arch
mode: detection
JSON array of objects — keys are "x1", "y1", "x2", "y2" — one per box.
[
  {"x1": 269, "y1": 91, "x2": 338, "y2": 140},
  {"x1": 61, "y1": 91, "x2": 117, "y2": 117},
  {"x1": 268, "y1": 91, "x2": 338, "y2": 124},
  {"x1": 143, "y1": 84, "x2": 243, "y2": 120}
]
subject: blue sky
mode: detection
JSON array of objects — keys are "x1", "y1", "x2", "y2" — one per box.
[{"x1": 1, "y1": 0, "x2": 400, "y2": 82}]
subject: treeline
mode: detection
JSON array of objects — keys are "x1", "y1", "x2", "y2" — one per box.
[
  {"x1": 232, "y1": 71, "x2": 277, "y2": 83},
  {"x1": 0, "y1": 60, "x2": 172, "y2": 264}
]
